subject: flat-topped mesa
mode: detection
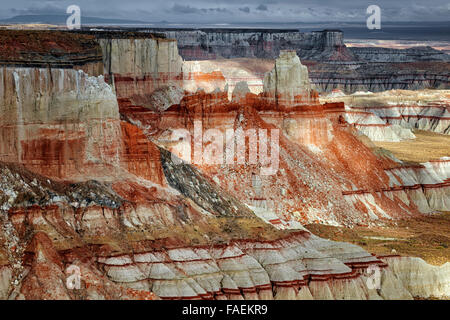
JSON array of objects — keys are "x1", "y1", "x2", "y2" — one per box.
[
  {"x1": 0, "y1": 30, "x2": 103, "y2": 75},
  {"x1": 318, "y1": 30, "x2": 344, "y2": 48},
  {"x1": 262, "y1": 50, "x2": 319, "y2": 107}
]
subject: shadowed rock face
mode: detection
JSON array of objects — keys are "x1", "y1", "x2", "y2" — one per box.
[
  {"x1": 306, "y1": 61, "x2": 450, "y2": 93},
  {"x1": 160, "y1": 148, "x2": 255, "y2": 218},
  {"x1": 0, "y1": 29, "x2": 448, "y2": 300}
]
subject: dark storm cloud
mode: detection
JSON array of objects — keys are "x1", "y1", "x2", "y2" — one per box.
[
  {"x1": 169, "y1": 4, "x2": 201, "y2": 14},
  {"x1": 239, "y1": 7, "x2": 251, "y2": 14},
  {"x1": 0, "y1": 0, "x2": 449, "y2": 23},
  {"x1": 168, "y1": 4, "x2": 231, "y2": 15},
  {"x1": 256, "y1": 4, "x2": 268, "y2": 11}
]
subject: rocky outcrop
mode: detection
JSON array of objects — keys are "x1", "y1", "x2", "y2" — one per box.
[
  {"x1": 93, "y1": 32, "x2": 230, "y2": 114},
  {"x1": 262, "y1": 50, "x2": 317, "y2": 106},
  {"x1": 385, "y1": 158, "x2": 450, "y2": 213}
]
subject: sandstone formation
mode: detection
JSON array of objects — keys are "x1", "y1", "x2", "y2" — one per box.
[
  {"x1": 0, "y1": 30, "x2": 448, "y2": 300},
  {"x1": 96, "y1": 32, "x2": 184, "y2": 106},
  {"x1": 386, "y1": 158, "x2": 450, "y2": 212},
  {"x1": 263, "y1": 50, "x2": 316, "y2": 106},
  {"x1": 91, "y1": 31, "x2": 230, "y2": 114}
]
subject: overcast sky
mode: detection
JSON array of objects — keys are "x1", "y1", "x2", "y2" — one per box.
[{"x1": 0, "y1": 0, "x2": 449, "y2": 23}]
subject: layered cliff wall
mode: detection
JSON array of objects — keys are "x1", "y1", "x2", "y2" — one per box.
[
  {"x1": 91, "y1": 31, "x2": 230, "y2": 111},
  {"x1": 350, "y1": 46, "x2": 450, "y2": 63},
  {"x1": 0, "y1": 31, "x2": 120, "y2": 180},
  {"x1": 95, "y1": 32, "x2": 184, "y2": 106},
  {"x1": 133, "y1": 28, "x2": 450, "y2": 63},
  {"x1": 0, "y1": 68, "x2": 124, "y2": 178},
  {"x1": 308, "y1": 61, "x2": 450, "y2": 93},
  {"x1": 152, "y1": 29, "x2": 354, "y2": 62}
]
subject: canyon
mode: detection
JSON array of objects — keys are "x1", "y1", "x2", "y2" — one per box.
[{"x1": 0, "y1": 29, "x2": 448, "y2": 300}]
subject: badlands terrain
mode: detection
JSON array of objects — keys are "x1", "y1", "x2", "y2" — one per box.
[{"x1": 0, "y1": 28, "x2": 448, "y2": 300}]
